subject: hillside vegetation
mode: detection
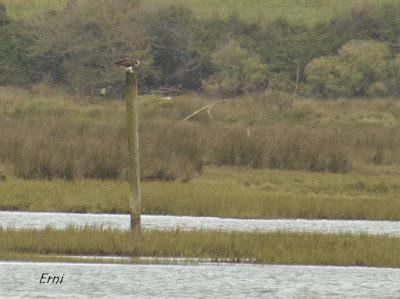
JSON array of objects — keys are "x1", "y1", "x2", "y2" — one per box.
[
  {"x1": 3, "y1": 0, "x2": 398, "y2": 24},
  {"x1": 1, "y1": 0, "x2": 63, "y2": 18},
  {"x1": 1, "y1": 0, "x2": 400, "y2": 97},
  {"x1": 142, "y1": 0, "x2": 396, "y2": 24}
]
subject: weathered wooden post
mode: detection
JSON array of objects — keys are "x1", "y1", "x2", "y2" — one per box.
[
  {"x1": 126, "y1": 71, "x2": 141, "y2": 231},
  {"x1": 115, "y1": 58, "x2": 141, "y2": 232}
]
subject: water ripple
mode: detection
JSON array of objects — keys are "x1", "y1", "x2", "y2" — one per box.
[{"x1": 1, "y1": 211, "x2": 400, "y2": 235}]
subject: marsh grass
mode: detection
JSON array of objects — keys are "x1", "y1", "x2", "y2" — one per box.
[
  {"x1": 0, "y1": 88, "x2": 207, "y2": 181},
  {"x1": 2, "y1": 167, "x2": 400, "y2": 220},
  {"x1": 2, "y1": 87, "x2": 400, "y2": 180},
  {"x1": 1, "y1": 227, "x2": 400, "y2": 267}
]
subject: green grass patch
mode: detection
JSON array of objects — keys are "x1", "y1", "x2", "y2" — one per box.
[
  {"x1": 1, "y1": 167, "x2": 400, "y2": 220},
  {"x1": 1, "y1": 227, "x2": 400, "y2": 267},
  {"x1": 142, "y1": 0, "x2": 381, "y2": 25},
  {"x1": 4, "y1": 0, "x2": 398, "y2": 25},
  {"x1": 2, "y1": 0, "x2": 65, "y2": 19}
]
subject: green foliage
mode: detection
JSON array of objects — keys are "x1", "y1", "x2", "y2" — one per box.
[
  {"x1": 142, "y1": 0, "x2": 400, "y2": 27},
  {"x1": 249, "y1": 19, "x2": 311, "y2": 81},
  {"x1": 386, "y1": 54, "x2": 400, "y2": 96},
  {"x1": 29, "y1": 0, "x2": 152, "y2": 95},
  {"x1": 202, "y1": 40, "x2": 268, "y2": 96},
  {"x1": 141, "y1": 6, "x2": 211, "y2": 89},
  {"x1": 0, "y1": 4, "x2": 35, "y2": 86},
  {"x1": 368, "y1": 82, "x2": 388, "y2": 97},
  {"x1": 2, "y1": 1, "x2": 400, "y2": 97},
  {"x1": 0, "y1": 3, "x2": 10, "y2": 25},
  {"x1": 339, "y1": 40, "x2": 390, "y2": 92},
  {"x1": 305, "y1": 40, "x2": 391, "y2": 97},
  {"x1": 1, "y1": 0, "x2": 64, "y2": 19}
]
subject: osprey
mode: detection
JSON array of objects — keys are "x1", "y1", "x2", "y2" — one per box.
[{"x1": 115, "y1": 58, "x2": 140, "y2": 73}]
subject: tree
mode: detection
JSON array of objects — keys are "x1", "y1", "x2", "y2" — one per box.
[
  {"x1": 29, "y1": 0, "x2": 152, "y2": 95},
  {"x1": 386, "y1": 54, "x2": 400, "y2": 96},
  {"x1": 305, "y1": 40, "x2": 390, "y2": 97},
  {"x1": 202, "y1": 40, "x2": 269, "y2": 96},
  {"x1": 142, "y1": 6, "x2": 210, "y2": 89},
  {"x1": 0, "y1": 4, "x2": 35, "y2": 86}
]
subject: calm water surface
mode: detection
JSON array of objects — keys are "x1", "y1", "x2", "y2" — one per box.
[
  {"x1": 1, "y1": 261, "x2": 399, "y2": 298},
  {"x1": 1, "y1": 211, "x2": 400, "y2": 235}
]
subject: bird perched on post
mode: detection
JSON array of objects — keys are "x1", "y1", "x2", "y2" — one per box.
[{"x1": 115, "y1": 58, "x2": 140, "y2": 73}]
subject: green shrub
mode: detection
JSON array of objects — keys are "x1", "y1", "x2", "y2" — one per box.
[
  {"x1": 141, "y1": 6, "x2": 211, "y2": 89},
  {"x1": 0, "y1": 4, "x2": 35, "y2": 86},
  {"x1": 0, "y1": 3, "x2": 10, "y2": 25},
  {"x1": 202, "y1": 40, "x2": 268, "y2": 96},
  {"x1": 305, "y1": 40, "x2": 391, "y2": 97},
  {"x1": 386, "y1": 54, "x2": 400, "y2": 96},
  {"x1": 368, "y1": 82, "x2": 388, "y2": 97},
  {"x1": 305, "y1": 56, "x2": 342, "y2": 97}
]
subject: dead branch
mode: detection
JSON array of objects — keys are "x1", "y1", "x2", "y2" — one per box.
[{"x1": 182, "y1": 99, "x2": 229, "y2": 122}]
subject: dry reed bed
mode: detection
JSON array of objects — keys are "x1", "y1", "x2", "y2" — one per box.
[{"x1": 1, "y1": 88, "x2": 400, "y2": 181}]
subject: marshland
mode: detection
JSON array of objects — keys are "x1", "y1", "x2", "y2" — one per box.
[{"x1": 1, "y1": 0, "x2": 400, "y2": 297}]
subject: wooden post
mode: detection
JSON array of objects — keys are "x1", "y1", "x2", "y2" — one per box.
[{"x1": 125, "y1": 71, "x2": 141, "y2": 232}]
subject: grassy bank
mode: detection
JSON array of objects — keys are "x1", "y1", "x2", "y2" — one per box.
[
  {"x1": 3, "y1": 0, "x2": 398, "y2": 25},
  {"x1": 2, "y1": 167, "x2": 400, "y2": 220},
  {"x1": 2, "y1": 0, "x2": 63, "y2": 19},
  {"x1": 1, "y1": 227, "x2": 400, "y2": 267},
  {"x1": 142, "y1": 0, "x2": 396, "y2": 25}
]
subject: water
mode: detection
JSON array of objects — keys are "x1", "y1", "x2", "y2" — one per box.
[
  {"x1": 1, "y1": 261, "x2": 399, "y2": 298},
  {"x1": 1, "y1": 212, "x2": 400, "y2": 298},
  {"x1": 1, "y1": 211, "x2": 400, "y2": 235}
]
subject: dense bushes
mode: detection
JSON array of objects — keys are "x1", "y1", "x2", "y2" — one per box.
[
  {"x1": 0, "y1": 4, "x2": 35, "y2": 86},
  {"x1": 202, "y1": 40, "x2": 268, "y2": 96},
  {"x1": 386, "y1": 54, "x2": 400, "y2": 96},
  {"x1": 141, "y1": 6, "x2": 211, "y2": 89},
  {"x1": 305, "y1": 40, "x2": 393, "y2": 97},
  {"x1": 1, "y1": 1, "x2": 400, "y2": 97},
  {"x1": 28, "y1": 0, "x2": 153, "y2": 95}
]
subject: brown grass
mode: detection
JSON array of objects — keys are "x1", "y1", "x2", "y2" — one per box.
[{"x1": 1, "y1": 87, "x2": 400, "y2": 180}]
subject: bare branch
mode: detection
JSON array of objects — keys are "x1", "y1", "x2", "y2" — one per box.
[{"x1": 182, "y1": 99, "x2": 229, "y2": 122}]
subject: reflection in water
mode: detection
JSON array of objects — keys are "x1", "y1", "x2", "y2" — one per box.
[
  {"x1": 1, "y1": 261, "x2": 400, "y2": 298},
  {"x1": 1, "y1": 211, "x2": 400, "y2": 235}
]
